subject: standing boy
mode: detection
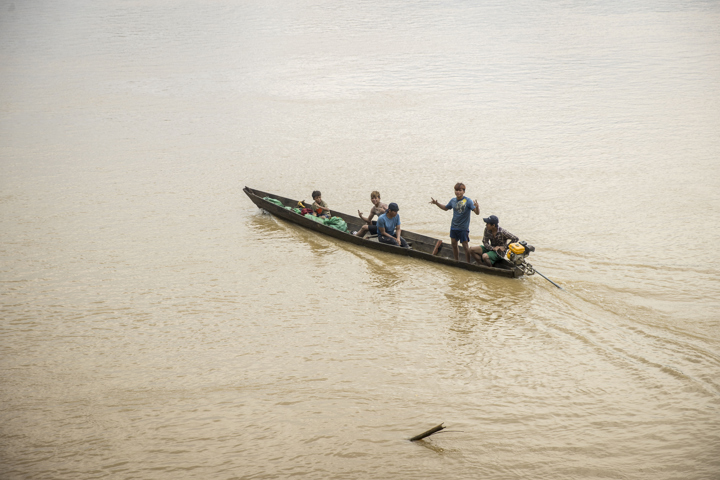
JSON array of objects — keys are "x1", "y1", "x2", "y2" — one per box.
[{"x1": 430, "y1": 182, "x2": 479, "y2": 262}]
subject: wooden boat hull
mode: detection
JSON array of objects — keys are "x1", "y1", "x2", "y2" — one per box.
[{"x1": 243, "y1": 187, "x2": 523, "y2": 278}]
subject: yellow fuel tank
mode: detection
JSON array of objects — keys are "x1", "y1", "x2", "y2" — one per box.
[{"x1": 508, "y1": 243, "x2": 525, "y2": 255}]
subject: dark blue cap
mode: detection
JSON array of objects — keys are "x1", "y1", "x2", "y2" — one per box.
[
  {"x1": 483, "y1": 215, "x2": 498, "y2": 225},
  {"x1": 388, "y1": 202, "x2": 399, "y2": 212}
]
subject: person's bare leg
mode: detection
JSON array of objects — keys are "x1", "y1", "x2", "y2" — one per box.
[
  {"x1": 354, "y1": 225, "x2": 369, "y2": 237},
  {"x1": 462, "y1": 240, "x2": 471, "y2": 263},
  {"x1": 482, "y1": 253, "x2": 493, "y2": 267},
  {"x1": 451, "y1": 238, "x2": 459, "y2": 261}
]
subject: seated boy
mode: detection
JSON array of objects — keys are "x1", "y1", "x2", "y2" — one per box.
[
  {"x1": 377, "y1": 203, "x2": 409, "y2": 248},
  {"x1": 311, "y1": 190, "x2": 331, "y2": 219},
  {"x1": 353, "y1": 190, "x2": 388, "y2": 237},
  {"x1": 469, "y1": 215, "x2": 519, "y2": 267}
]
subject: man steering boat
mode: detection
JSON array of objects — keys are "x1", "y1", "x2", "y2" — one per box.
[{"x1": 469, "y1": 215, "x2": 519, "y2": 267}]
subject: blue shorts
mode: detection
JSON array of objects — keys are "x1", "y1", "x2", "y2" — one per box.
[{"x1": 449, "y1": 229, "x2": 470, "y2": 242}]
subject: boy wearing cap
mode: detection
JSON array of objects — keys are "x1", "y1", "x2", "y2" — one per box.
[
  {"x1": 470, "y1": 215, "x2": 519, "y2": 267},
  {"x1": 376, "y1": 203, "x2": 409, "y2": 248},
  {"x1": 430, "y1": 183, "x2": 479, "y2": 262}
]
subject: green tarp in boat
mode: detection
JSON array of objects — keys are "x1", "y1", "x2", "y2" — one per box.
[{"x1": 265, "y1": 196, "x2": 348, "y2": 233}]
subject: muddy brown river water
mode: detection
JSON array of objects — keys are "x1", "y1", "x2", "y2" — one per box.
[{"x1": 1, "y1": 1, "x2": 719, "y2": 478}]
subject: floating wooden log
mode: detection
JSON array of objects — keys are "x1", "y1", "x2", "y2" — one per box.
[{"x1": 409, "y1": 423, "x2": 445, "y2": 442}]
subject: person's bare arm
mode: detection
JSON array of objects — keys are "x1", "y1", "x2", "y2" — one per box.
[{"x1": 430, "y1": 197, "x2": 449, "y2": 211}]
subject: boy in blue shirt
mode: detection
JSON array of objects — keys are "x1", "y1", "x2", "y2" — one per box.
[
  {"x1": 376, "y1": 202, "x2": 409, "y2": 248},
  {"x1": 430, "y1": 182, "x2": 480, "y2": 262}
]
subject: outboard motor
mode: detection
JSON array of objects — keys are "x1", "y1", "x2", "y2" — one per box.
[{"x1": 506, "y1": 241, "x2": 536, "y2": 275}]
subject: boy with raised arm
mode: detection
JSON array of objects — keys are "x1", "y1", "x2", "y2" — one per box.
[
  {"x1": 430, "y1": 182, "x2": 479, "y2": 262},
  {"x1": 353, "y1": 190, "x2": 388, "y2": 237}
]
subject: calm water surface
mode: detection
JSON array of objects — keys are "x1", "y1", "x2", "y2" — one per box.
[{"x1": 1, "y1": 1, "x2": 719, "y2": 479}]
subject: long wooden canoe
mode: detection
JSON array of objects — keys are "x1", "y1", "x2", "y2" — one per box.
[{"x1": 244, "y1": 186, "x2": 523, "y2": 278}]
